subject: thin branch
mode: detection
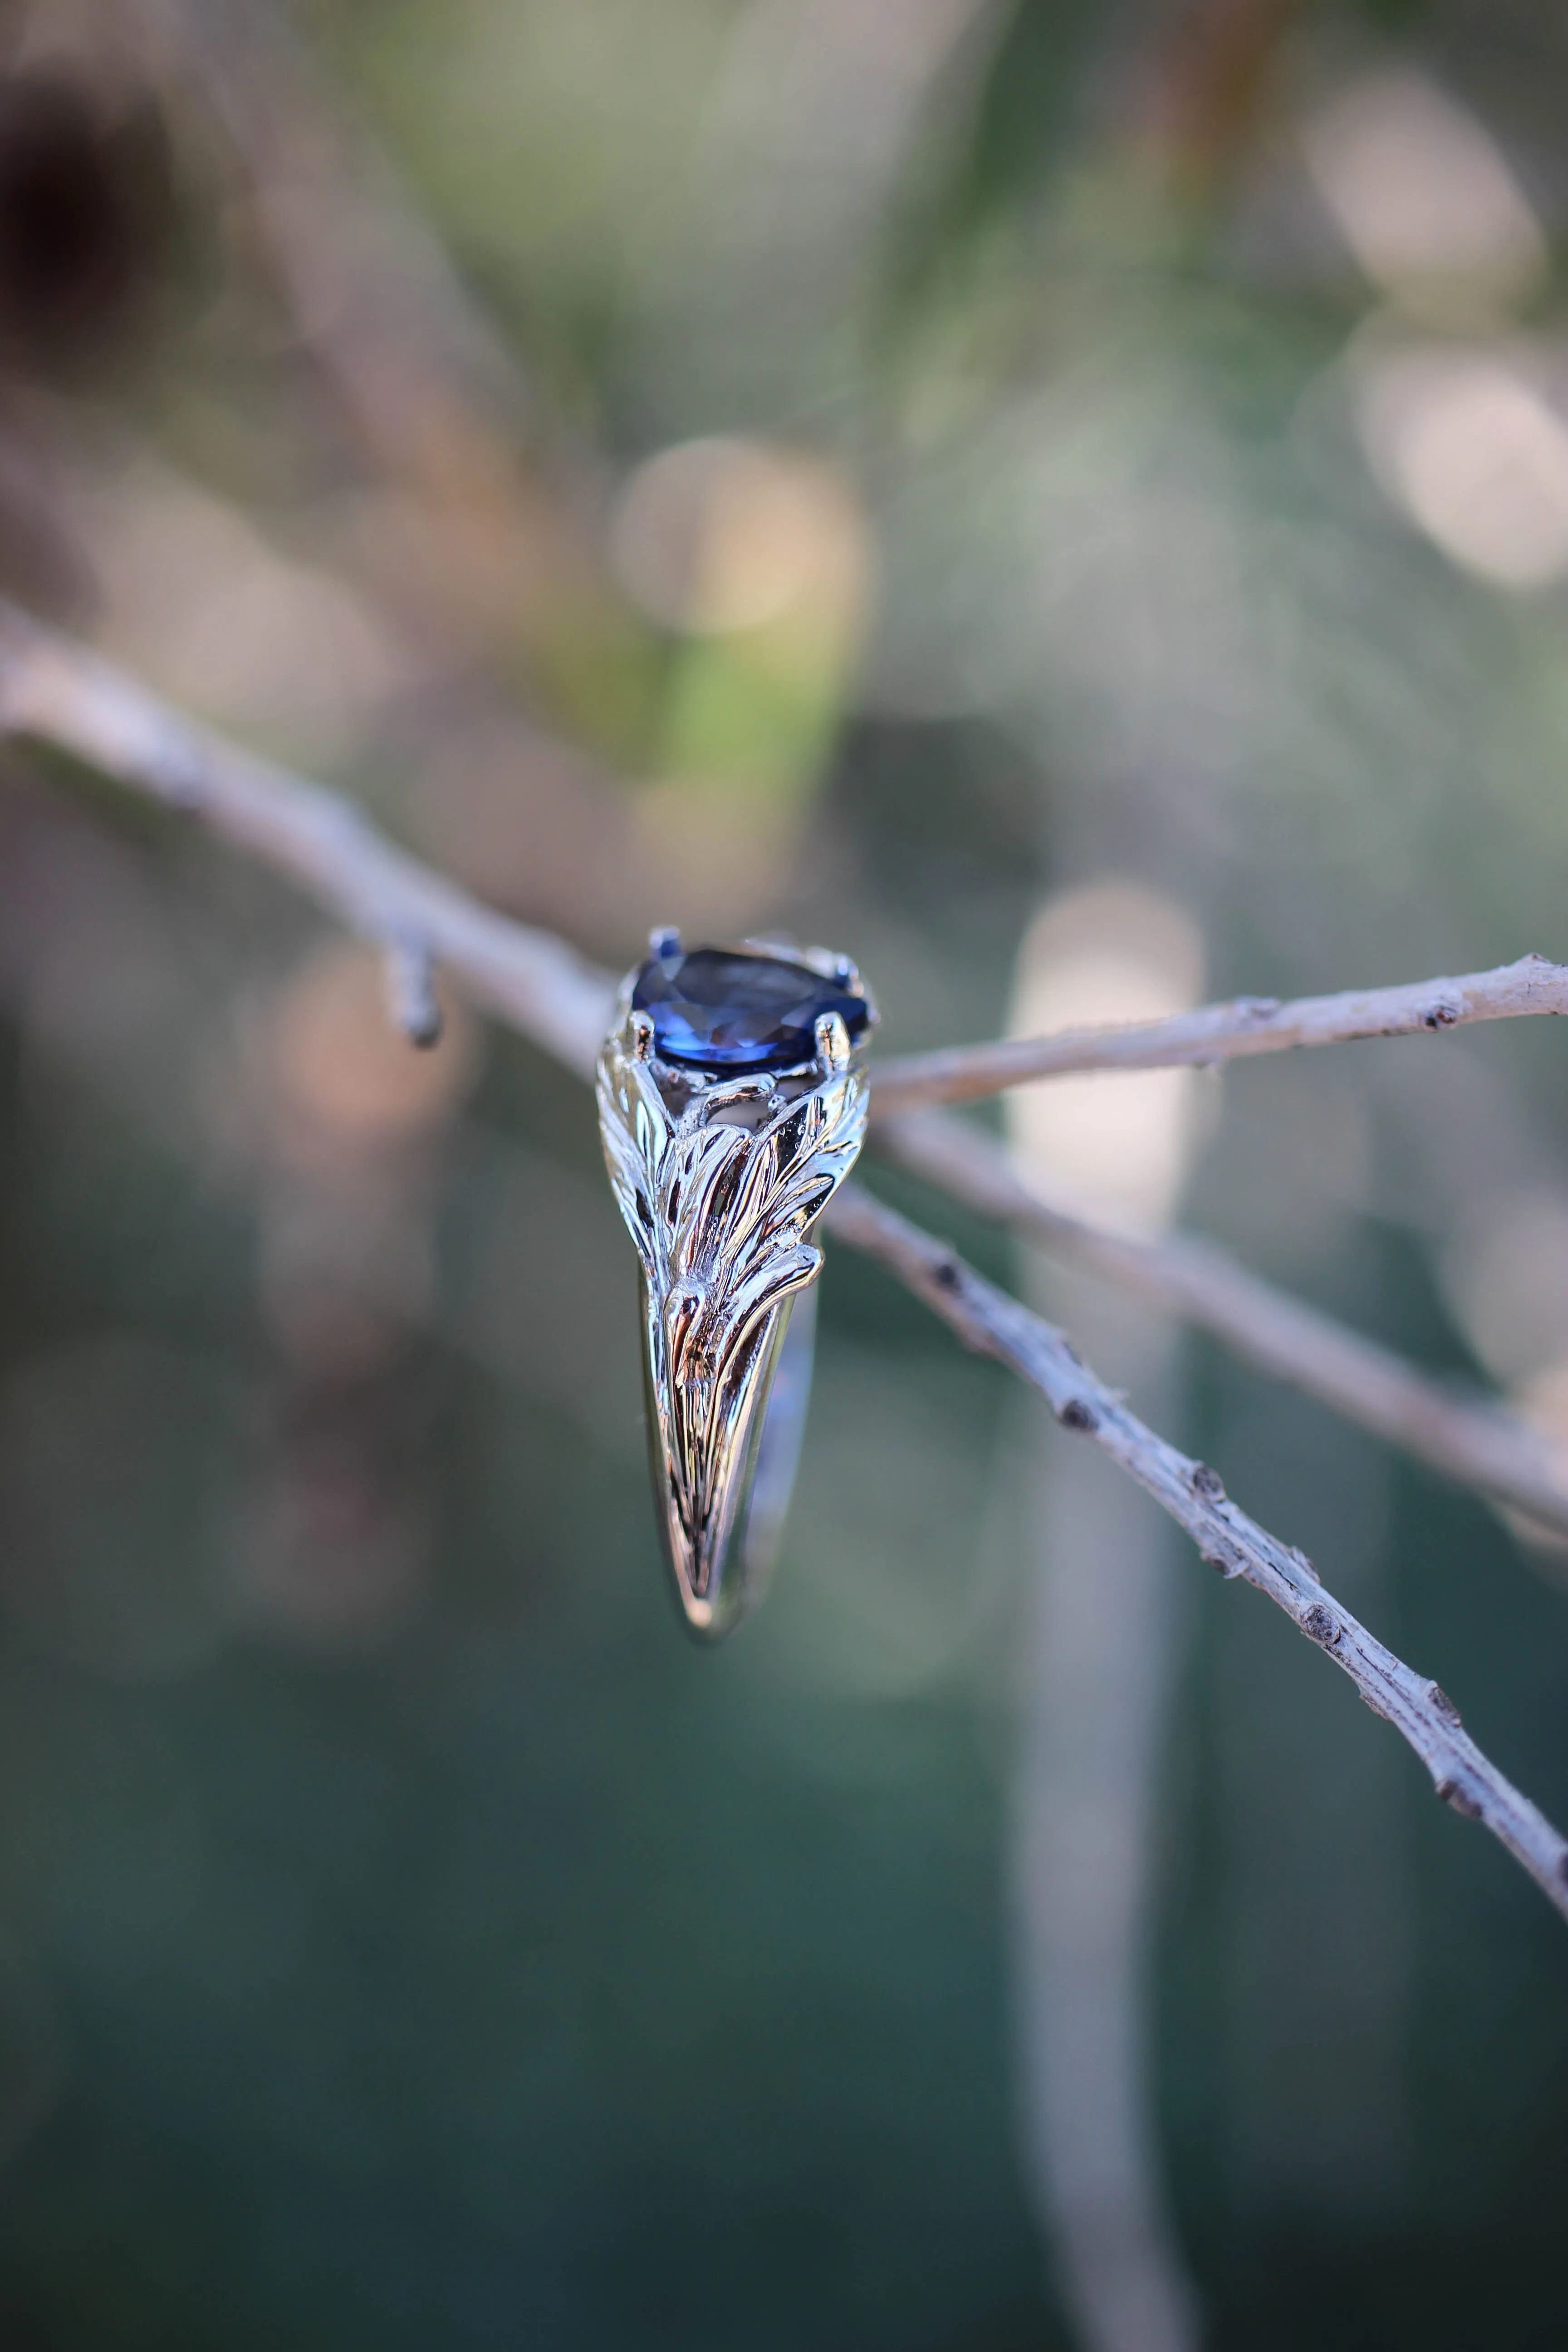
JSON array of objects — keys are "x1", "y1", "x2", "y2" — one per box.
[
  {"x1": 878, "y1": 1108, "x2": 1568, "y2": 1544},
  {"x1": 870, "y1": 956, "x2": 1568, "y2": 1115},
  {"x1": 823, "y1": 1183, "x2": 1568, "y2": 1924},
  {"x1": 0, "y1": 609, "x2": 613, "y2": 1082},
  {"x1": 4, "y1": 601, "x2": 1567, "y2": 1918}
]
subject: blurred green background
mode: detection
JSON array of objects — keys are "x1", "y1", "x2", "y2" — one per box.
[{"x1": 1, "y1": 0, "x2": 1568, "y2": 2345}]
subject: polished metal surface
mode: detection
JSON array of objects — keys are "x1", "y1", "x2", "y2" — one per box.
[{"x1": 597, "y1": 933, "x2": 875, "y2": 1639}]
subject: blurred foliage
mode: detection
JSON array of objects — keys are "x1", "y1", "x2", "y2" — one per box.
[{"x1": 0, "y1": 0, "x2": 1567, "y2": 2347}]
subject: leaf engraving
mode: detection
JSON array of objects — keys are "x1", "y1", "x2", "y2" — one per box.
[{"x1": 597, "y1": 1034, "x2": 867, "y2": 1623}]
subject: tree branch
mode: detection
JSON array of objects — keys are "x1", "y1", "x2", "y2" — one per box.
[
  {"x1": 0, "y1": 608, "x2": 613, "y2": 1080},
  {"x1": 877, "y1": 1108, "x2": 1568, "y2": 1544},
  {"x1": 823, "y1": 1183, "x2": 1568, "y2": 1924},
  {"x1": 870, "y1": 956, "x2": 1568, "y2": 1114},
  {"x1": 4, "y1": 601, "x2": 1566, "y2": 1918}
]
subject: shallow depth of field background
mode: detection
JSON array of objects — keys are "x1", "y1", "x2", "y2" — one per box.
[{"x1": 1, "y1": 1, "x2": 1568, "y2": 2347}]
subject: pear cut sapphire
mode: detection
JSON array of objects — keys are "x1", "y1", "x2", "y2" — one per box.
[{"x1": 632, "y1": 946, "x2": 869, "y2": 1074}]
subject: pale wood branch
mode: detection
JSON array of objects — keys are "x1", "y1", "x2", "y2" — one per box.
[
  {"x1": 877, "y1": 1108, "x2": 1568, "y2": 1544},
  {"x1": 4, "y1": 602, "x2": 1566, "y2": 1918},
  {"x1": 0, "y1": 609, "x2": 613, "y2": 1080},
  {"x1": 870, "y1": 956, "x2": 1568, "y2": 1115},
  {"x1": 823, "y1": 1183, "x2": 1568, "y2": 1924}
]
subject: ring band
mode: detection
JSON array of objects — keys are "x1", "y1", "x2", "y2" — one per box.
[{"x1": 598, "y1": 931, "x2": 875, "y2": 1639}]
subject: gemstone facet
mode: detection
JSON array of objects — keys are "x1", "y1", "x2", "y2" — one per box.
[{"x1": 632, "y1": 946, "x2": 870, "y2": 1073}]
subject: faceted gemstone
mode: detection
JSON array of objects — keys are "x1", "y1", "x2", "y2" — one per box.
[{"x1": 632, "y1": 946, "x2": 869, "y2": 1073}]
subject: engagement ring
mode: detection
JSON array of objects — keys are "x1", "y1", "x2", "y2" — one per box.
[{"x1": 597, "y1": 931, "x2": 876, "y2": 1640}]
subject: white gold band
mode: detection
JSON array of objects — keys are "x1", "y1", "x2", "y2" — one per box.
[{"x1": 597, "y1": 937, "x2": 873, "y2": 1638}]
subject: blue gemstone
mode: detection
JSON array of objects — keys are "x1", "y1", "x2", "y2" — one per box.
[{"x1": 632, "y1": 947, "x2": 869, "y2": 1073}]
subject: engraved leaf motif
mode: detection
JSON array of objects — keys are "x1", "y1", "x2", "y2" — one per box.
[
  {"x1": 595, "y1": 1048, "x2": 670, "y2": 1278},
  {"x1": 598, "y1": 1029, "x2": 868, "y2": 1623},
  {"x1": 597, "y1": 1044, "x2": 866, "y2": 1346}
]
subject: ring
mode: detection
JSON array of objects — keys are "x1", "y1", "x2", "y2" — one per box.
[{"x1": 597, "y1": 930, "x2": 877, "y2": 1640}]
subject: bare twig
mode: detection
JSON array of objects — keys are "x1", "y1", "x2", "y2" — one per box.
[
  {"x1": 870, "y1": 956, "x2": 1568, "y2": 1114},
  {"x1": 877, "y1": 1108, "x2": 1568, "y2": 1544},
  {"x1": 4, "y1": 602, "x2": 1566, "y2": 1916},
  {"x1": 823, "y1": 1184, "x2": 1568, "y2": 1923},
  {"x1": 0, "y1": 608, "x2": 612, "y2": 1079}
]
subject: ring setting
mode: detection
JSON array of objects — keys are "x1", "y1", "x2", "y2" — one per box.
[{"x1": 597, "y1": 931, "x2": 877, "y2": 1639}]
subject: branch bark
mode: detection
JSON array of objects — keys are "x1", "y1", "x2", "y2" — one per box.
[
  {"x1": 4, "y1": 601, "x2": 1566, "y2": 1919},
  {"x1": 823, "y1": 1184, "x2": 1568, "y2": 1925},
  {"x1": 870, "y1": 956, "x2": 1568, "y2": 1114},
  {"x1": 0, "y1": 609, "x2": 613, "y2": 1080},
  {"x1": 877, "y1": 1108, "x2": 1568, "y2": 1544}
]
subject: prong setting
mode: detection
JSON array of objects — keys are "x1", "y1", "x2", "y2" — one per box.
[
  {"x1": 629, "y1": 1008, "x2": 656, "y2": 1061},
  {"x1": 815, "y1": 1010, "x2": 852, "y2": 1073},
  {"x1": 648, "y1": 925, "x2": 681, "y2": 960}
]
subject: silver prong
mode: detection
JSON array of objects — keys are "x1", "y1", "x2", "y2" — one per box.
[
  {"x1": 831, "y1": 954, "x2": 860, "y2": 990},
  {"x1": 630, "y1": 1009, "x2": 656, "y2": 1061},
  {"x1": 815, "y1": 1011, "x2": 851, "y2": 1072},
  {"x1": 649, "y1": 925, "x2": 681, "y2": 959}
]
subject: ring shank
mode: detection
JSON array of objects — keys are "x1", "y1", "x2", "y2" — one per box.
[{"x1": 640, "y1": 1280, "x2": 818, "y2": 1640}]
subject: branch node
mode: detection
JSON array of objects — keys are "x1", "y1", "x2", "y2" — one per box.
[
  {"x1": 1428, "y1": 1681, "x2": 1462, "y2": 1726},
  {"x1": 1190, "y1": 1461, "x2": 1225, "y2": 1501},
  {"x1": 932, "y1": 1254, "x2": 961, "y2": 1291},
  {"x1": 1436, "y1": 1776, "x2": 1483, "y2": 1820},
  {"x1": 385, "y1": 932, "x2": 443, "y2": 1049},
  {"x1": 1422, "y1": 1002, "x2": 1461, "y2": 1030},
  {"x1": 1302, "y1": 1602, "x2": 1340, "y2": 1647},
  {"x1": 1058, "y1": 1396, "x2": 1098, "y2": 1433}
]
